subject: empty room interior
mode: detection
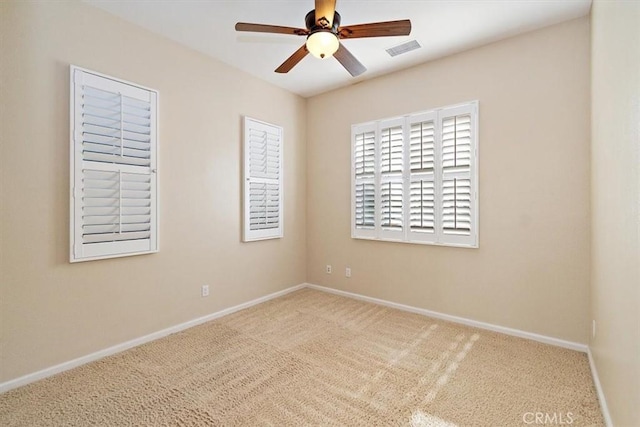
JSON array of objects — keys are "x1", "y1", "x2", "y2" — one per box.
[{"x1": 0, "y1": 0, "x2": 638, "y2": 426}]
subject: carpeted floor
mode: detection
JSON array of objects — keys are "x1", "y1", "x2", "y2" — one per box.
[{"x1": 0, "y1": 288, "x2": 603, "y2": 426}]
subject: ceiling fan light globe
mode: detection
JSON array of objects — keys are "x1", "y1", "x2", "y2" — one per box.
[{"x1": 306, "y1": 31, "x2": 339, "y2": 59}]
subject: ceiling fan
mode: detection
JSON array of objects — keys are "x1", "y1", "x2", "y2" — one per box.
[{"x1": 235, "y1": 0, "x2": 411, "y2": 77}]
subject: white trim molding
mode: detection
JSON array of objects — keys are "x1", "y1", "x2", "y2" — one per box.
[
  {"x1": 1, "y1": 282, "x2": 597, "y2": 397},
  {"x1": 0, "y1": 284, "x2": 305, "y2": 394},
  {"x1": 306, "y1": 283, "x2": 588, "y2": 352},
  {"x1": 587, "y1": 348, "x2": 613, "y2": 427}
]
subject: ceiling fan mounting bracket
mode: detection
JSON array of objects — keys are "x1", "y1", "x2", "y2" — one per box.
[
  {"x1": 305, "y1": 10, "x2": 341, "y2": 34},
  {"x1": 318, "y1": 17, "x2": 330, "y2": 28}
]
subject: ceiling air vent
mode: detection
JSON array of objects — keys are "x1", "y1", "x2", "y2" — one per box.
[{"x1": 386, "y1": 40, "x2": 421, "y2": 57}]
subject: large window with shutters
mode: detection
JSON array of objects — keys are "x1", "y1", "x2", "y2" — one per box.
[
  {"x1": 70, "y1": 66, "x2": 158, "y2": 262},
  {"x1": 351, "y1": 101, "x2": 478, "y2": 248},
  {"x1": 243, "y1": 117, "x2": 283, "y2": 242}
]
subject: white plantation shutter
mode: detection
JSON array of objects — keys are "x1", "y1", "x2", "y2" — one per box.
[
  {"x1": 243, "y1": 117, "x2": 283, "y2": 241},
  {"x1": 379, "y1": 119, "x2": 404, "y2": 240},
  {"x1": 439, "y1": 104, "x2": 477, "y2": 246},
  {"x1": 408, "y1": 112, "x2": 437, "y2": 242},
  {"x1": 352, "y1": 101, "x2": 478, "y2": 247},
  {"x1": 70, "y1": 66, "x2": 158, "y2": 262},
  {"x1": 352, "y1": 123, "x2": 376, "y2": 238}
]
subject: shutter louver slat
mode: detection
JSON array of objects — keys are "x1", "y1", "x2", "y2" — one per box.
[{"x1": 82, "y1": 133, "x2": 149, "y2": 151}]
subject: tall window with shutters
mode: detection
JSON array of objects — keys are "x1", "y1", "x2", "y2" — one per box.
[
  {"x1": 351, "y1": 101, "x2": 478, "y2": 248},
  {"x1": 243, "y1": 117, "x2": 283, "y2": 242},
  {"x1": 70, "y1": 66, "x2": 158, "y2": 262}
]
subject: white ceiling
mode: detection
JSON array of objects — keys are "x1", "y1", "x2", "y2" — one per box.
[{"x1": 84, "y1": 0, "x2": 592, "y2": 98}]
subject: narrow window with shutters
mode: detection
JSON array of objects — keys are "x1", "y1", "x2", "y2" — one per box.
[
  {"x1": 351, "y1": 101, "x2": 478, "y2": 248},
  {"x1": 70, "y1": 66, "x2": 159, "y2": 262},
  {"x1": 243, "y1": 117, "x2": 283, "y2": 242}
]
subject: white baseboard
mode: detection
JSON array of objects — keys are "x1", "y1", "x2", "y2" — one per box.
[
  {"x1": 305, "y1": 283, "x2": 588, "y2": 353},
  {"x1": 0, "y1": 283, "x2": 306, "y2": 394},
  {"x1": 587, "y1": 348, "x2": 613, "y2": 427},
  {"x1": 0, "y1": 282, "x2": 592, "y2": 396}
]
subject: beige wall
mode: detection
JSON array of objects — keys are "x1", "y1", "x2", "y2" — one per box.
[
  {"x1": 590, "y1": 1, "x2": 640, "y2": 425},
  {"x1": 0, "y1": 1, "x2": 306, "y2": 382},
  {"x1": 306, "y1": 17, "x2": 591, "y2": 344},
  {"x1": 0, "y1": 1, "x2": 600, "y2": 389}
]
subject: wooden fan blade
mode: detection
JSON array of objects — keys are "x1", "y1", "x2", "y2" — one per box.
[
  {"x1": 338, "y1": 20, "x2": 411, "y2": 39},
  {"x1": 315, "y1": 0, "x2": 337, "y2": 28},
  {"x1": 235, "y1": 22, "x2": 308, "y2": 36},
  {"x1": 334, "y1": 43, "x2": 366, "y2": 77},
  {"x1": 275, "y1": 44, "x2": 309, "y2": 73}
]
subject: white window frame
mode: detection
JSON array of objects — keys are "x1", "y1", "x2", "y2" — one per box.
[
  {"x1": 243, "y1": 117, "x2": 284, "y2": 242},
  {"x1": 351, "y1": 101, "x2": 479, "y2": 248},
  {"x1": 70, "y1": 65, "x2": 159, "y2": 262}
]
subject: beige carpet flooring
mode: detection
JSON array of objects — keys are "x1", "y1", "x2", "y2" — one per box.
[{"x1": 0, "y1": 288, "x2": 603, "y2": 426}]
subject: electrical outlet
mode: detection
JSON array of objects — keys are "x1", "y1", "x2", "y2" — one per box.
[
  {"x1": 201, "y1": 285, "x2": 209, "y2": 297},
  {"x1": 592, "y1": 320, "x2": 596, "y2": 339},
  {"x1": 345, "y1": 267, "x2": 351, "y2": 278},
  {"x1": 326, "y1": 265, "x2": 332, "y2": 274}
]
